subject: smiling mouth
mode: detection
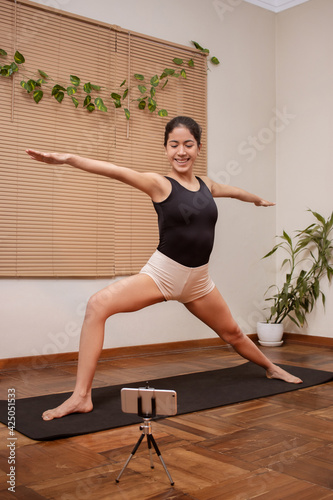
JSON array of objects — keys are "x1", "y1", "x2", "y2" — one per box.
[{"x1": 175, "y1": 158, "x2": 189, "y2": 164}]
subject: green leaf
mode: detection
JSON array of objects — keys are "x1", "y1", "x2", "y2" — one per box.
[
  {"x1": 188, "y1": 59, "x2": 194, "y2": 67},
  {"x1": 33, "y1": 90, "x2": 43, "y2": 103},
  {"x1": 38, "y1": 69, "x2": 48, "y2": 79},
  {"x1": 1, "y1": 66, "x2": 11, "y2": 77},
  {"x1": 158, "y1": 109, "x2": 168, "y2": 117},
  {"x1": 191, "y1": 40, "x2": 209, "y2": 53},
  {"x1": 281, "y1": 258, "x2": 290, "y2": 269},
  {"x1": 86, "y1": 103, "x2": 95, "y2": 112},
  {"x1": 138, "y1": 100, "x2": 146, "y2": 110},
  {"x1": 2, "y1": 65, "x2": 12, "y2": 76},
  {"x1": 20, "y1": 80, "x2": 31, "y2": 92},
  {"x1": 111, "y1": 92, "x2": 121, "y2": 100},
  {"x1": 150, "y1": 75, "x2": 159, "y2": 87},
  {"x1": 54, "y1": 91, "x2": 64, "y2": 103},
  {"x1": 150, "y1": 87, "x2": 156, "y2": 98},
  {"x1": 122, "y1": 88, "x2": 129, "y2": 100},
  {"x1": 173, "y1": 58, "x2": 183, "y2": 65},
  {"x1": 288, "y1": 315, "x2": 301, "y2": 328},
  {"x1": 28, "y1": 79, "x2": 38, "y2": 88},
  {"x1": 327, "y1": 268, "x2": 333, "y2": 283},
  {"x1": 148, "y1": 97, "x2": 156, "y2": 112},
  {"x1": 67, "y1": 86, "x2": 77, "y2": 96},
  {"x1": 10, "y1": 62, "x2": 18, "y2": 73},
  {"x1": 90, "y1": 84, "x2": 101, "y2": 91},
  {"x1": 313, "y1": 279, "x2": 320, "y2": 299},
  {"x1": 161, "y1": 78, "x2": 168, "y2": 89},
  {"x1": 6, "y1": 64, "x2": 14, "y2": 76},
  {"x1": 71, "y1": 96, "x2": 79, "y2": 108},
  {"x1": 160, "y1": 68, "x2": 175, "y2": 79},
  {"x1": 83, "y1": 82, "x2": 92, "y2": 93},
  {"x1": 282, "y1": 230, "x2": 292, "y2": 246},
  {"x1": 321, "y1": 291, "x2": 326, "y2": 308},
  {"x1": 134, "y1": 73, "x2": 144, "y2": 81},
  {"x1": 262, "y1": 246, "x2": 279, "y2": 259},
  {"x1": 295, "y1": 309, "x2": 305, "y2": 327},
  {"x1": 21, "y1": 79, "x2": 37, "y2": 92},
  {"x1": 210, "y1": 56, "x2": 220, "y2": 65},
  {"x1": 36, "y1": 78, "x2": 45, "y2": 86},
  {"x1": 270, "y1": 305, "x2": 277, "y2": 317},
  {"x1": 0, "y1": 49, "x2": 7, "y2": 57},
  {"x1": 310, "y1": 210, "x2": 326, "y2": 225},
  {"x1": 113, "y1": 99, "x2": 122, "y2": 108},
  {"x1": 52, "y1": 84, "x2": 66, "y2": 95},
  {"x1": 191, "y1": 40, "x2": 204, "y2": 51},
  {"x1": 120, "y1": 79, "x2": 126, "y2": 87},
  {"x1": 180, "y1": 68, "x2": 187, "y2": 79},
  {"x1": 14, "y1": 50, "x2": 25, "y2": 64},
  {"x1": 70, "y1": 75, "x2": 80, "y2": 86},
  {"x1": 83, "y1": 95, "x2": 91, "y2": 107},
  {"x1": 138, "y1": 85, "x2": 147, "y2": 94},
  {"x1": 94, "y1": 97, "x2": 107, "y2": 112},
  {"x1": 124, "y1": 108, "x2": 130, "y2": 120}
]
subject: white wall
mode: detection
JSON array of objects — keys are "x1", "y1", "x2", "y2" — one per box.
[
  {"x1": 276, "y1": 0, "x2": 333, "y2": 337},
  {"x1": 1, "y1": 0, "x2": 280, "y2": 359}
]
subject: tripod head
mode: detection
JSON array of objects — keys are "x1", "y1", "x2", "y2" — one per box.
[{"x1": 120, "y1": 384, "x2": 177, "y2": 419}]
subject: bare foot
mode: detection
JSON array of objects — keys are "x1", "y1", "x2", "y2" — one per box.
[
  {"x1": 266, "y1": 365, "x2": 303, "y2": 384},
  {"x1": 42, "y1": 393, "x2": 93, "y2": 421}
]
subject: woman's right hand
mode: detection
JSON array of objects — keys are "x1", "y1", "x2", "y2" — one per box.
[{"x1": 26, "y1": 149, "x2": 70, "y2": 165}]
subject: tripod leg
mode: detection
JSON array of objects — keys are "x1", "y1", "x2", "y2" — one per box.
[
  {"x1": 115, "y1": 433, "x2": 145, "y2": 483},
  {"x1": 149, "y1": 434, "x2": 174, "y2": 486},
  {"x1": 147, "y1": 435, "x2": 154, "y2": 469}
]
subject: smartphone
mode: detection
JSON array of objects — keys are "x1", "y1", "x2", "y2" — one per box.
[{"x1": 120, "y1": 387, "x2": 177, "y2": 416}]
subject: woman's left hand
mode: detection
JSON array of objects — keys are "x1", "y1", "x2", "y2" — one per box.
[{"x1": 254, "y1": 199, "x2": 276, "y2": 207}]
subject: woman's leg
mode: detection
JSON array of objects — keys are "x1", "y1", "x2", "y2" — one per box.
[
  {"x1": 185, "y1": 287, "x2": 302, "y2": 384},
  {"x1": 42, "y1": 274, "x2": 165, "y2": 420}
]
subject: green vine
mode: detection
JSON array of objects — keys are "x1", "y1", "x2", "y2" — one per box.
[
  {"x1": 190, "y1": 40, "x2": 220, "y2": 68},
  {"x1": 0, "y1": 41, "x2": 219, "y2": 120}
]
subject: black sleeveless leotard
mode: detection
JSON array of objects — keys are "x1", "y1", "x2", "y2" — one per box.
[{"x1": 153, "y1": 176, "x2": 218, "y2": 267}]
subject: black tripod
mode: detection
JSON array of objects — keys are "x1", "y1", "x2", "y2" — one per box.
[{"x1": 115, "y1": 395, "x2": 174, "y2": 485}]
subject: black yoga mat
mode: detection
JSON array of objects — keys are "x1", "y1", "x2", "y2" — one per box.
[{"x1": 0, "y1": 362, "x2": 332, "y2": 441}]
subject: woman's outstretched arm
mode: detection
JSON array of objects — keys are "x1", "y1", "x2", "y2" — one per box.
[
  {"x1": 202, "y1": 176, "x2": 275, "y2": 207},
  {"x1": 25, "y1": 149, "x2": 166, "y2": 199}
]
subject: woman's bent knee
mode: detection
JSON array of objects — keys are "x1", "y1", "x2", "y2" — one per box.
[
  {"x1": 220, "y1": 325, "x2": 244, "y2": 345},
  {"x1": 85, "y1": 290, "x2": 114, "y2": 323}
]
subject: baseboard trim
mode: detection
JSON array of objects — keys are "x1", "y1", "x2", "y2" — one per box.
[
  {"x1": 283, "y1": 332, "x2": 333, "y2": 347},
  {"x1": 1, "y1": 333, "x2": 332, "y2": 371},
  {"x1": 0, "y1": 338, "x2": 228, "y2": 371}
]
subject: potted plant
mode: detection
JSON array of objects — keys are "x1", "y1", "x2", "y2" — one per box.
[{"x1": 257, "y1": 209, "x2": 333, "y2": 346}]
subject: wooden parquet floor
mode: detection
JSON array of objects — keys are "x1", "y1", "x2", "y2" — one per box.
[{"x1": 0, "y1": 342, "x2": 333, "y2": 500}]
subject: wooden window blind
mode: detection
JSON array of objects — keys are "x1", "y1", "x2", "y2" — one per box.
[{"x1": 0, "y1": 0, "x2": 207, "y2": 277}]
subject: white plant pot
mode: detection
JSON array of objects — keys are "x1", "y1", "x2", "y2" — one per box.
[{"x1": 256, "y1": 322, "x2": 284, "y2": 347}]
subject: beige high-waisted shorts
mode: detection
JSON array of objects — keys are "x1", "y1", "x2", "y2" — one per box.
[{"x1": 140, "y1": 250, "x2": 215, "y2": 303}]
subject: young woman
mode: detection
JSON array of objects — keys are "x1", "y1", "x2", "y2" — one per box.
[{"x1": 26, "y1": 116, "x2": 302, "y2": 421}]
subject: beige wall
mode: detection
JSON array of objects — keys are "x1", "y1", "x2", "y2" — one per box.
[
  {"x1": 2, "y1": 0, "x2": 331, "y2": 359},
  {"x1": 276, "y1": 0, "x2": 333, "y2": 337},
  {"x1": 206, "y1": 2, "x2": 277, "y2": 336}
]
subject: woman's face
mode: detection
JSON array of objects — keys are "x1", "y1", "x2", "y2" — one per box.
[{"x1": 165, "y1": 126, "x2": 201, "y2": 175}]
